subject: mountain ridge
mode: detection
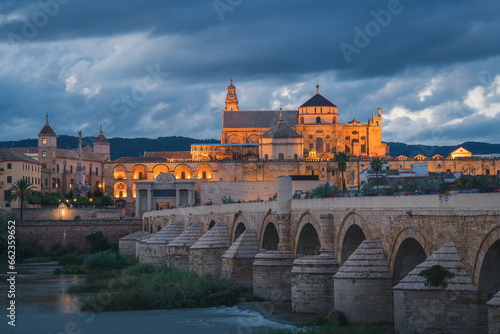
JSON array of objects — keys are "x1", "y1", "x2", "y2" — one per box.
[{"x1": 1, "y1": 137, "x2": 498, "y2": 161}]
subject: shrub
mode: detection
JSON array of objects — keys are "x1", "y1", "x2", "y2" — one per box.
[
  {"x1": 86, "y1": 231, "x2": 111, "y2": 253},
  {"x1": 84, "y1": 252, "x2": 128, "y2": 271},
  {"x1": 419, "y1": 265, "x2": 455, "y2": 288},
  {"x1": 74, "y1": 215, "x2": 81, "y2": 221},
  {"x1": 310, "y1": 182, "x2": 340, "y2": 198}
]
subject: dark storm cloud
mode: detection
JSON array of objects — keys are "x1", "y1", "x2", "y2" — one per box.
[{"x1": 0, "y1": 0, "x2": 499, "y2": 144}]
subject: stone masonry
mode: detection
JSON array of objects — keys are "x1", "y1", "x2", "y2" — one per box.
[
  {"x1": 334, "y1": 239, "x2": 393, "y2": 324},
  {"x1": 394, "y1": 241, "x2": 481, "y2": 334},
  {"x1": 141, "y1": 221, "x2": 185, "y2": 265},
  {"x1": 119, "y1": 231, "x2": 149, "y2": 257},
  {"x1": 221, "y1": 229, "x2": 259, "y2": 288},
  {"x1": 291, "y1": 254, "x2": 339, "y2": 313},
  {"x1": 166, "y1": 223, "x2": 204, "y2": 271},
  {"x1": 189, "y1": 222, "x2": 231, "y2": 277},
  {"x1": 488, "y1": 291, "x2": 500, "y2": 334}
]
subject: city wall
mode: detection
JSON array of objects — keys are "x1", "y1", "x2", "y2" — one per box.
[
  {"x1": 21, "y1": 206, "x2": 123, "y2": 221},
  {"x1": 17, "y1": 220, "x2": 142, "y2": 250}
]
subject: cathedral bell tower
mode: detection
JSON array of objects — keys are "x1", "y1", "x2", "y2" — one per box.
[{"x1": 225, "y1": 77, "x2": 239, "y2": 111}]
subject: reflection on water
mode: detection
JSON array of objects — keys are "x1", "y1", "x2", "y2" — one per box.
[{"x1": 0, "y1": 262, "x2": 296, "y2": 334}]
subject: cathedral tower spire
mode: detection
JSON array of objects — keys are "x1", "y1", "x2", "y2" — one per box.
[{"x1": 225, "y1": 77, "x2": 239, "y2": 111}]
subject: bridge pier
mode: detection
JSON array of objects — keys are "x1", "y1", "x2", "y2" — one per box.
[
  {"x1": 291, "y1": 254, "x2": 339, "y2": 313},
  {"x1": 394, "y1": 241, "x2": 481, "y2": 333},
  {"x1": 334, "y1": 239, "x2": 393, "y2": 324},
  {"x1": 253, "y1": 175, "x2": 294, "y2": 301},
  {"x1": 488, "y1": 292, "x2": 500, "y2": 334},
  {"x1": 136, "y1": 235, "x2": 153, "y2": 262},
  {"x1": 253, "y1": 250, "x2": 294, "y2": 301},
  {"x1": 141, "y1": 222, "x2": 184, "y2": 265},
  {"x1": 119, "y1": 231, "x2": 149, "y2": 257},
  {"x1": 189, "y1": 222, "x2": 230, "y2": 277},
  {"x1": 221, "y1": 229, "x2": 259, "y2": 289},
  {"x1": 166, "y1": 223, "x2": 204, "y2": 271}
]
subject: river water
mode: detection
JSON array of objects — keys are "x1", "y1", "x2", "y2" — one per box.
[{"x1": 0, "y1": 263, "x2": 299, "y2": 334}]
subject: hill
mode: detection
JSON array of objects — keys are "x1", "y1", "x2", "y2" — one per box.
[
  {"x1": 0, "y1": 136, "x2": 219, "y2": 160},
  {"x1": 0, "y1": 136, "x2": 498, "y2": 160}
]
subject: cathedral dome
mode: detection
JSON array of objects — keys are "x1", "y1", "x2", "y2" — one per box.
[{"x1": 299, "y1": 85, "x2": 337, "y2": 108}]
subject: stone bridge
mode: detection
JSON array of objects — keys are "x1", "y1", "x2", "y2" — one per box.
[{"x1": 129, "y1": 176, "x2": 500, "y2": 333}]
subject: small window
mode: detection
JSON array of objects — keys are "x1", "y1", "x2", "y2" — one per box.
[
  {"x1": 70, "y1": 165, "x2": 73, "y2": 173},
  {"x1": 486, "y1": 169, "x2": 490, "y2": 175},
  {"x1": 316, "y1": 117, "x2": 321, "y2": 124},
  {"x1": 96, "y1": 168, "x2": 98, "y2": 175},
  {"x1": 7, "y1": 163, "x2": 11, "y2": 169},
  {"x1": 265, "y1": 154, "x2": 269, "y2": 161},
  {"x1": 376, "y1": 121, "x2": 379, "y2": 126},
  {"x1": 278, "y1": 153, "x2": 284, "y2": 160},
  {"x1": 42, "y1": 138, "x2": 47, "y2": 144},
  {"x1": 42, "y1": 151, "x2": 47, "y2": 158},
  {"x1": 7, "y1": 176, "x2": 12, "y2": 183},
  {"x1": 57, "y1": 164, "x2": 59, "y2": 172},
  {"x1": 294, "y1": 154, "x2": 298, "y2": 160},
  {"x1": 300, "y1": 117, "x2": 304, "y2": 124}
]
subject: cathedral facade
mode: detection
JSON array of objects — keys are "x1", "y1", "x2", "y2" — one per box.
[{"x1": 218, "y1": 79, "x2": 388, "y2": 160}]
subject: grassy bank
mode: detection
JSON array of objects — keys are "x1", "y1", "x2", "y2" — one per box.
[
  {"x1": 266, "y1": 325, "x2": 393, "y2": 334},
  {"x1": 66, "y1": 255, "x2": 243, "y2": 312}
]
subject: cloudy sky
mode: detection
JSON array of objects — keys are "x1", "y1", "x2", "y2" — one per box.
[{"x1": 0, "y1": 0, "x2": 499, "y2": 145}]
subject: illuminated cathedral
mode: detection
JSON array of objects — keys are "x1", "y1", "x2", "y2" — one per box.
[{"x1": 191, "y1": 79, "x2": 388, "y2": 161}]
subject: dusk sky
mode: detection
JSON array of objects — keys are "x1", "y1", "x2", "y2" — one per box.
[{"x1": 0, "y1": 0, "x2": 499, "y2": 146}]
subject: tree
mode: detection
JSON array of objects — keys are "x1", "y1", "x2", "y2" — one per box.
[
  {"x1": 8, "y1": 179, "x2": 37, "y2": 220},
  {"x1": 370, "y1": 158, "x2": 383, "y2": 191},
  {"x1": 334, "y1": 152, "x2": 349, "y2": 191}
]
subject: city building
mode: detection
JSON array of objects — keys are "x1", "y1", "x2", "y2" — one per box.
[
  {"x1": 16, "y1": 115, "x2": 109, "y2": 196},
  {"x1": 0, "y1": 148, "x2": 41, "y2": 210},
  {"x1": 103, "y1": 80, "x2": 500, "y2": 215}
]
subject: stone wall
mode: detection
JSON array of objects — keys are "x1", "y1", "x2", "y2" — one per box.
[
  {"x1": 22, "y1": 206, "x2": 124, "y2": 221},
  {"x1": 221, "y1": 257, "x2": 254, "y2": 289},
  {"x1": 200, "y1": 180, "x2": 327, "y2": 205},
  {"x1": 394, "y1": 290, "x2": 481, "y2": 333},
  {"x1": 17, "y1": 220, "x2": 142, "y2": 250}
]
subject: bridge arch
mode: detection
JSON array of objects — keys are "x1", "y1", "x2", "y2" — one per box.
[
  {"x1": 389, "y1": 227, "x2": 429, "y2": 285},
  {"x1": 259, "y1": 212, "x2": 279, "y2": 250},
  {"x1": 294, "y1": 212, "x2": 322, "y2": 257},
  {"x1": 337, "y1": 211, "x2": 371, "y2": 265},
  {"x1": 232, "y1": 212, "x2": 248, "y2": 242},
  {"x1": 474, "y1": 226, "x2": 500, "y2": 300}
]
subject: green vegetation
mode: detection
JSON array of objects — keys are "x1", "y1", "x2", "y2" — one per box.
[
  {"x1": 360, "y1": 175, "x2": 499, "y2": 197},
  {"x1": 264, "y1": 310, "x2": 392, "y2": 334},
  {"x1": 221, "y1": 195, "x2": 234, "y2": 204},
  {"x1": 265, "y1": 325, "x2": 393, "y2": 334},
  {"x1": 7, "y1": 179, "x2": 37, "y2": 220},
  {"x1": 68, "y1": 263, "x2": 242, "y2": 312},
  {"x1": 369, "y1": 158, "x2": 383, "y2": 191},
  {"x1": 83, "y1": 252, "x2": 128, "y2": 271},
  {"x1": 86, "y1": 232, "x2": 112, "y2": 253},
  {"x1": 419, "y1": 265, "x2": 455, "y2": 288},
  {"x1": 309, "y1": 182, "x2": 341, "y2": 198},
  {"x1": 334, "y1": 152, "x2": 349, "y2": 191}
]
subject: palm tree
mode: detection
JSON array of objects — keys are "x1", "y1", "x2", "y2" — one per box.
[
  {"x1": 8, "y1": 179, "x2": 37, "y2": 220},
  {"x1": 334, "y1": 152, "x2": 349, "y2": 191},
  {"x1": 370, "y1": 158, "x2": 383, "y2": 191}
]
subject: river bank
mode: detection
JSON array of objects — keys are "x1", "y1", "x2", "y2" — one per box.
[{"x1": 0, "y1": 262, "x2": 298, "y2": 334}]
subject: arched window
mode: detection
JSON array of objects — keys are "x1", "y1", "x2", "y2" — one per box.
[
  {"x1": 316, "y1": 137, "x2": 323, "y2": 152},
  {"x1": 316, "y1": 117, "x2": 321, "y2": 124}
]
